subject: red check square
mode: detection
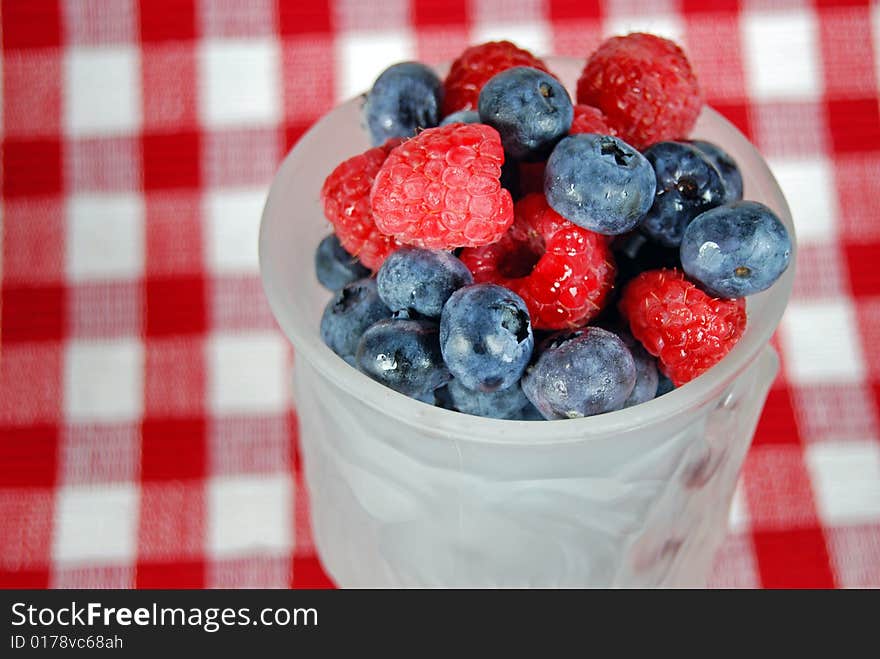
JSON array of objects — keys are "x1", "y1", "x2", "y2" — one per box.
[
  {"x1": 141, "y1": 417, "x2": 207, "y2": 481},
  {"x1": 139, "y1": 0, "x2": 196, "y2": 43},
  {"x1": 1, "y1": 0, "x2": 61, "y2": 49}
]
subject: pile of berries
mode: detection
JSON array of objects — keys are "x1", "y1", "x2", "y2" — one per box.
[{"x1": 314, "y1": 34, "x2": 792, "y2": 421}]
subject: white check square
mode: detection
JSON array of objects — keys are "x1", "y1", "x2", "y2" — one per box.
[
  {"x1": 767, "y1": 157, "x2": 837, "y2": 245},
  {"x1": 742, "y1": 10, "x2": 823, "y2": 101},
  {"x1": 204, "y1": 186, "x2": 265, "y2": 274},
  {"x1": 335, "y1": 30, "x2": 415, "y2": 100},
  {"x1": 470, "y1": 22, "x2": 551, "y2": 58},
  {"x1": 207, "y1": 331, "x2": 287, "y2": 415},
  {"x1": 53, "y1": 483, "x2": 139, "y2": 564},
  {"x1": 199, "y1": 38, "x2": 281, "y2": 127},
  {"x1": 779, "y1": 300, "x2": 866, "y2": 384},
  {"x1": 603, "y1": 15, "x2": 684, "y2": 43},
  {"x1": 806, "y1": 440, "x2": 880, "y2": 525},
  {"x1": 65, "y1": 46, "x2": 141, "y2": 136},
  {"x1": 67, "y1": 193, "x2": 144, "y2": 281},
  {"x1": 208, "y1": 474, "x2": 293, "y2": 557},
  {"x1": 64, "y1": 339, "x2": 143, "y2": 423}
]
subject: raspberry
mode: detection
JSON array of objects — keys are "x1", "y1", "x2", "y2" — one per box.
[
  {"x1": 570, "y1": 104, "x2": 614, "y2": 135},
  {"x1": 370, "y1": 123, "x2": 514, "y2": 250},
  {"x1": 460, "y1": 193, "x2": 615, "y2": 330},
  {"x1": 576, "y1": 33, "x2": 702, "y2": 150},
  {"x1": 442, "y1": 41, "x2": 551, "y2": 116},
  {"x1": 619, "y1": 269, "x2": 746, "y2": 386},
  {"x1": 321, "y1": 139, "x2": 403, "y2": 270}
]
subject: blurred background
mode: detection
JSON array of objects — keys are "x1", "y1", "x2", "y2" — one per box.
[{"x1": 1, "y1": 0, "x2": 878, "y2": 588}]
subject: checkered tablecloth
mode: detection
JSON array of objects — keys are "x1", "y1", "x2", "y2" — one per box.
[{"x1": 1, "y1": 0, "x2": 879, "y2": 589}]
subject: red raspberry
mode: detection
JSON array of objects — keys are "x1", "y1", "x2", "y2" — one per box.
[
  {"x1": 321, "y1": 139, "x2": 402, "y2": 270},
  {"x1": 460, "y1": 193, "x2": 615, "y2": 330},
  {"x1": 569, "y1": 104, "x2": 614, "y2": 135},
  {"x1": 442, "y1": 41, "x2": 552, "y2": 116},
  {"x1": 370, "y1": 123, "x2": 514, "y2": 250},
  {"x1": 619, "y1": 269, "x2": 746, "y2": 386},
  {"x1": 576, "y1": 33, "x2": 702, "y2": 150}
]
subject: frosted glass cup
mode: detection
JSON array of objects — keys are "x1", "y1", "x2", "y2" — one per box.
[{"x1": 259, "y1": 58, "x2": 796, "y2": 587}]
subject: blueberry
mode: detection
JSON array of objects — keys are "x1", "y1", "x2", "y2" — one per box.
[
  {"x1": 680, "y1": 200, "x2": 792, "y2": 298},
  {"x1": 446, "y1": 379, "x2": 531, "y2": 420},
  {"x1": 356, "y1": 318, "x2": 451, "y2": 398},
  {"x1": 478, "y1": 67, "x2": 573, "y2": 161},
  {"x1": 519, "y1": 402, "x2": 545, "y2": 421},
  {"x1": 594, "y1": 321, "x2": 658, "y2": 408},
  {"x1": 656, "y1": 374, "x2": 675, "y2": 397},
  {"x1": 320, "y1": 278, "x2": 390, "y2": 363},
  {"x1": 315, "y1": 234, "x2": 370, "y2": 291},
  {"x1": 440, "y1": 284, "x2": 534, "y2": 392},
  {"x1": 364, "y1": 62, "x2": 443, "y2": 146},
  {"x1": 688, "y1": 140, "x2": 743, "y2": 202},
  {"x1": 440, "y1": 110, "x2": 480, "y2": 126},
  {"x1": 617, "y1": 331, "x2": 659, "y2": 408},
  {"x1": 521, "y1": 327, "x2": 636, "y2": 419},
  {"x1": 377, "y1": 247, "x2": 473, "y2": 318},
  {"x1": 544, "y1": 134, "x2": 656, "y2": 235},
  {"x1": 639, "y1": 141, "x2": 727, "y2": 248}
]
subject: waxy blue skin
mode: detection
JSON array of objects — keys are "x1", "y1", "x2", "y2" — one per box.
[
  {"x1": 640, "y1": 141, "x2": 727, "y2": 248},
  {"x1": 446, "y1": 379, "x2": 531, "y2": 420},
  {"x1": 440, "y1": 284, "x2": 534, "y2": 392},
  {"x1": 440, "y1": 110, "x2": 480, "y2": 126},
  {"x1": 544, "y1": 134, "x2": 656, "y2": 235},
  {"x1": 377, "y1": 247, "x2": 473, "y2": 318},
  {"x1": 315, "y1": 234, "x2": 370, "y2": 291},
  {"x1": 320, "y1": 278, "x2": 390, "y2": 363},
  {"x1": 478, "y1": 67, "x2": 573, "y2": 161},
  {"x1": 656, "y1": 374, "x2": 675, "y2": 397},
  {"x1": 618, "y1": 330, "x2": 659, "y2": 408},
  {"x1": 680, "y1": 200, "x2": 792, "y2": 298},
  {"x1": 689, "y1": 140, "x2": 744, "y2": 202},
  {"x1": 356, "y1": 318, "x2": 451, "y2": 398},
  {"x1": 364, "y1": 62, "x2": 443, "y2": 146},
  {"x1": 521, "y1": 327, "x2": 637, "y2": 420}
]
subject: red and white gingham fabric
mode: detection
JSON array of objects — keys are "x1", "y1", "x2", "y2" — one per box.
[{"x1": 1, "y1": 0, "x2": 879, "y2": 589}]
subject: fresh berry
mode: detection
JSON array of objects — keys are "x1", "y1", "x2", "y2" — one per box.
[
  {"x1": 320, "y1": 278, "x2": 391, "y2": 363},
  {"x1": 522, "y1": 327, "x2": 637, "y2": 419},
  {"x1": 680, "y1": 201, "x2": 792, "y2": 298},
  {"x1": 619, "y1": 269, "x2": 746, "y2": 386},
  {"x1": 440, "y1": 110, "x2": 480, "y2": 126},
  {"x1": 576, "y1": 33, "x2": 702, "y2": 150},
  {"x1": 639, "y1": 141, "x2": 727, "y2": 248},
  {"x1": 656, "y1": 374, "x2": 675, "y2": 397},
  {"x1": 688, "y1": 140, "x2": 743, "y2": 202},
  {"x1": 371, "y1": 123, "x2": 514, "y2": 250},
  {"x1": 315, "y1": 234, "x2": 370, "y2": 291},
  {"x1": 478, "y1": 67, "x2": 573, "y2": 161},
  {"x1": 439, "y1": 283, "x2": 534, "y2": 392},
  {"x1": 544, "y1": 134, "x2": 656, "y2": 235},
  {"x1": 446, "y1": 379, "x2": 531, "y2": 420},
  {"x1": 442, "y1": 41, "x2": 551, "y2": 116},
  {"x1": 321, "y1": 139, "x2": 403, "y2": 270},
  {"x1": 356, "y1": 318, "x2": 451, "y2": 397},
  {"x1": 615, "y1": 328, "x2": 660, "y2": 408},
  {"x1": 377, "y1": 247, "x2": 474, "y2": 318},
  {"x1": 569, "y1": 104, "x2": 614, "y2": 135},
  {"x1": 364, "y1": 62, "x2": 443, "y2": 146},
  {"x1": 460, "y1": 194, "x2": 615, "y2": 330}
]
